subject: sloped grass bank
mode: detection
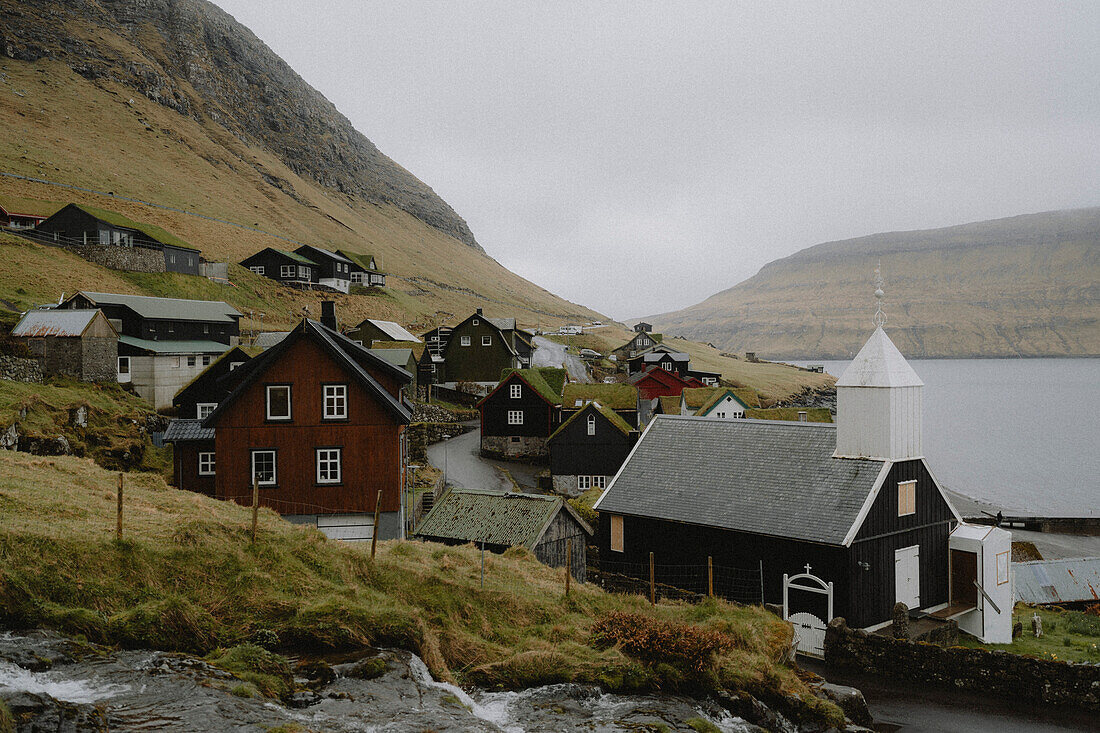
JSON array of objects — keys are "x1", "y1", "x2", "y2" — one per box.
[{"x1": 0, "y1": 452, "x2": 841, "y2": 725}]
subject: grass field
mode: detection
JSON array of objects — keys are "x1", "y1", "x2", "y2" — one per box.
[
  {"x1": 0, "y1": 450, "x2": 842, "y2": 725},
  {"x1": 955, "y1": 604, "x2": 1100, "y2": 664}
]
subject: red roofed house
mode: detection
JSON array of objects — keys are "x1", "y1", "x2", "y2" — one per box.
[{"x1": 627, "y1": 366, "x2": 702, "y2": 401}]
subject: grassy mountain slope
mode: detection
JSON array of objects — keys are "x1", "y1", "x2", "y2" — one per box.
[
  {"x1": 0, "y1": 31, "x2": 601, "y2": 331},
  {"x1": 645, "y1": 209, "x2": 1100, "y2": 359}
]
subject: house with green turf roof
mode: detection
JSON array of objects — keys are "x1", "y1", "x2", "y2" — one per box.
[
  {"x1": 476, "y1": 367, "x2": 567, "y2": 461},
  {"x1": 239, "y1": 247, "x2": 320, "y2": 289},
  {"x1": 412, "y1": 488, "x2": 592, "y2": 581},
  {"x1": 687, "y1": 386, "x2": 755, "y2": 420},
  {"x1": 0, "y1": 193, "x2": 65, "y2": 229},
  {"x1": 548, "y1": 401, "x2": 639, "y2": 497},
  {"x1": 611, "y1": 330, "x2": 663, "y2": 362},
  {"x1": 35, "y1": 203, "x2": 202, "y2": 275},
  {"x1": 561, "y1": 382, "x2": 640, "y2": 427},
  {"x1": 335, "y1": 249, "x2": 387, "y2": 287}
]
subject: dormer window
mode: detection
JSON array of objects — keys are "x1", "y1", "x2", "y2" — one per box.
[{"x1": 266, "y1": 385, "x2": 292, "y2": 421}]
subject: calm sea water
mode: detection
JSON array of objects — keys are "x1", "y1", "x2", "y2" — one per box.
[{"x1": 798, "y1": 358, "x2": 1099, "y2": 517}]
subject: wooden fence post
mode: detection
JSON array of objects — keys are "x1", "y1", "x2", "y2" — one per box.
[
  {"x1": 649, "y1": 552, "x2": 655, "y2": 605},
  {"x1": 565, "y1": 538, "x2": 572, "y2": 597},
  {"x1": 251, "y1": 476, "x2": 259, "y2": 544},
  {"x1": 370, "y1": 490, "x2": 383, "y2": 560},
  {"x1": 708, "y1": 556, "x2": 714, "y2": 598},
  {"x1": 116, "y1": 473, "x2": 123, "y2": 541}
]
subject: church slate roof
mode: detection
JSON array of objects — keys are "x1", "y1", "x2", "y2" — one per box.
[{"x1": 593, "y1": 415, "x2": 887, "y2": 546}]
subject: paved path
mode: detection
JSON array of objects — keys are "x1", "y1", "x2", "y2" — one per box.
[
  {"x1": 532, "y1": 336, "x2": 592, "y2": 383},
  {"x1": 426, "y1": 428, "x2": 543, "y2": 492}
]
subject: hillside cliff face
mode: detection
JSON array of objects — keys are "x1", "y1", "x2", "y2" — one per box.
[
  {"x1": 645, "y1": 209, "x2": 1100, "y2": 359},
  {"x1": 0, "y1": 0, "x2": 480, "y2": 250}
]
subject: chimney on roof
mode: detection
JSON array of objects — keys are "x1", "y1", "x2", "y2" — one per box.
[
  {"x1": 798, "y1": 410, "x2": 808, "y2": 422},
  {"x1": 476, "y1": 307, "x2": 483, "y2": 316},
  {"x1": 320, "y1": 301, "x2": 338, "y2": 331}
]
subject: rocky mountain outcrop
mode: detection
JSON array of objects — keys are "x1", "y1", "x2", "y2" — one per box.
[
  {"x1": 645, "y1": 208, "x2": 1100, "y2": 359},
  {"x1": 0, "y1": 0, "x2": 480, "y2": 250}
]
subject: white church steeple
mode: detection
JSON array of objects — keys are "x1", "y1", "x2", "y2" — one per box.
[{"x1": 835, "y1": 269, "x2": 924, "y2": 460}]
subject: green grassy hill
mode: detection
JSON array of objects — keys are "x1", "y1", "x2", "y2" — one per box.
[
  {"x1": 0, "y1": 450, "x2": 842, "y2": 725},
  {"x1": 645, "y1": 208, "x2": 1100, "y2": 359}
]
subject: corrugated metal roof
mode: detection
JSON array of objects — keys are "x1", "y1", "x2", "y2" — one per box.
[
  {"x1": 1014, "y1": 557, "x2": 1100, "y2": 605},
  {"x1": 11, "y1": 309, "x2": 108, "y2": 338},
  {"x1": 836, "y1": 327, "x2": 923, "y2": 388},
  {"x1": 163, "y1": 419, "x2": 215, "y2": 442},
  {"x1": 593, "y1": 415, "x2": 886, "y2": 546},
  {"x1": 119, "y1": 336, "x2": 230, "y2": 354},
  {"x1": 413, "y1": 489, "x2": 568, "y2": 549},
  {"x1": 76, "y1": 292, "x2": 242, "y2": 323},
  {"x1": 359, "y1": 319, "x2": 420, "y2": 343}
]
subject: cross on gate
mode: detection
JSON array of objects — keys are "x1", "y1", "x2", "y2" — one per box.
[{"x1": 804, "y1": 563, "x2": 812, "y2": 574}]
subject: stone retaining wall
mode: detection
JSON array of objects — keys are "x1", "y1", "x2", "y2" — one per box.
[
  {"x1": 66, "y1": 243, "x2": 165, "y2": 273},
  {"x1": 407, "y1": 422, "x2": 473, "y2": 463},
  {"x1": 824, "y1": 617, "x2": 1100, "y2": 711},
  {"x1": 480, "y1": 435, "x2": 548, "y2": 462},
  {"x1": 0, "y1": 355, "x2": 43, "y2": 383}
]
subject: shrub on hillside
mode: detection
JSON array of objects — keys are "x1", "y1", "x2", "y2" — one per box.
[{"x1": 590, "y1": 611, "x2": 732, "y2": 673}]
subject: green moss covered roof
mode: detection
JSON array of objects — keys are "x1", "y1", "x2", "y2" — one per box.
[
  {"x1": 681, "y1": 387, "x2": 720, "y2": 409},
  {"x1": 497, "y1": 367, "x2": 567, "y2": 405},
  {"x1": 550, "y1": 401, "x2": 636, "y2": 441},
  {"x1": 70, "y1": 204, "x2": 196, "y2": 251},
  {"x1": 369, "y1": 340, "x2": 426, "y2": 360},
  {"x1": 745, "y1": 407, "x2": 833, "y2": 423},
  {"x1": 0, "y1": 194, "x2": 65, "y2": 218},
  {"x1": 562, "y1": 383, "x2": 638, "y2": 411},
  {"x1": 337, "y1": 250, "x2": 383, "y2": 272}
]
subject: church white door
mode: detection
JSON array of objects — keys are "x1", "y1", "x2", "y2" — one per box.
[{"x1": 895, "y1": 545, "x2": 921, "y2": 609}]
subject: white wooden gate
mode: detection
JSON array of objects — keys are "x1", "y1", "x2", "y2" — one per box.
[{"x1": 783, "y1": 564, "x2": 833, "y2": 658}]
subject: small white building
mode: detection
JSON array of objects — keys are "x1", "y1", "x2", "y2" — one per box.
[{"x1": 947, "y1": 523, "x2": 1014, "y2": 643}]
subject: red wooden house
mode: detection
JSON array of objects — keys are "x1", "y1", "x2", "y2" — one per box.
[
  {"x1": 626, "y1": 366, "x2": 702, "y2": 401},
  {"x1": 176, "y1": 318, "x2": 413, "y2": 541}
]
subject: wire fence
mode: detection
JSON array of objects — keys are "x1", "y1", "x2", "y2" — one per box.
[{"x1": 592, "y1": 556, "x2": 763, "y2": 605}]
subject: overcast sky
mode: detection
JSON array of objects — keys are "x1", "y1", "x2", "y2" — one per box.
[{"x1": 213, "y1": 1, "x2": 1099, "y2": 320}]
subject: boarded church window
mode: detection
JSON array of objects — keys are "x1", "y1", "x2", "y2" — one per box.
[
  {"x1": 898, "y1": 480, "x2": 916, "y2": 516},
  {"x1": 610, "y1": 515, "x2": 624, "y2": 552}
]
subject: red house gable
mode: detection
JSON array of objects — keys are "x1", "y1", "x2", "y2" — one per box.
[
  {"x1": 205, "y1": 319, "x2": 412, "y2": 517},
  {"x1": 628, "y1": 366, "x2": 701, "y2": 400}
]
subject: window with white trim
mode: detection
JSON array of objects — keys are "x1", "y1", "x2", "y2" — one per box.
[
  {"x1": 196, "y1": 403, "x2": 217, "y2": 419},
  {"x1": 510, "y1": 383, "x2": 522, "y2": 399},
  {"x1": 460, "y1": 336, "x2": 471, "y2": 346},
  {"x1": 201, "y1": 355, "x2": 212, "y2": 366},
  {"x1": 507, "y1": 410, "x2": 523, "y2": 425},
  {"x1": 229, "y1": 361, "x2": 243, "y2": 371},
  {"x1": 898, "y1": 480, "x2": 917, "y2": 516},
  {"x1": 351, "y1": 271, "x2": 364, "y2": 284},
  {"x1": 472, "y1": 318, "x2": 479, "y2": 325},
  {"x1": 251, "y1": 450, "x2": 276, "y2": 485},
  {"x1": 316, "y1": 447, "x2": 342, "y2": 484},
  {"x1": 298, "y1": 265, "x2": 309, "y2": 279},
  {"x1": 578, "y1": 475, "x2": 607, "y2": 491},
  {"x1": 117, "y1": 356, "x2": 130, "y2": 375},
  {"x1": 610, "y1": 515, "x2": 624, "y2": 552},
  {"x1": 482, "y1": 335, "x2": 492, "y2": 346},
  {"x1": 266, "y1": 385, "x2": 291, "y2": 421},
  {"x1": 197, "y1": 452, "x2": 215, "y2": 476},
  {"x1": 324, "y1": 384, "x2": 347, "y2": 419},
  {"x1": 249, "y1": 265, "x2": 265, "y2": 275},
  {"x1": 280, "y1": 264, "x2": 295, "y2": 278},
  {"x1": 587, "y1": 414, "x2": 596, "y2": 435}
]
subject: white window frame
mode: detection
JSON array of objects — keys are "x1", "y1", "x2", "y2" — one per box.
[
  {"x1": 280, "y1": 264, "x2": 295, "y2": 278},
  {"x1": 316, "y1": 447, "x2": 342, "y2": 484},
  {"x1": 196, "y1": 403, "x2": 217, "y2": 419},
  {"x1": 507, "y1": 410, "x2": 524, "y2": 425},
  {"x1": 250, "y1": 265, "x2": 265, "y2": 275},
  {"x1": 472, "y1": 318, "x2": 479, "y2": 325},
  {"x1": 593, "y1": 475, "x2": 607, "y2": 489},
  {"x1": 510, "y1": 383, "x2": 522, "y2": 399},
  {"x1": 251, "y1": 450, "x2": 276, "y2": 486},
  {"x1": 578, "y1": 475, "x2": 591, "y2": 490},
  {"x1": 201, "y1": 355, "x2": 212, "y2": 366},
  {"x1": 898, "y1": 480, "x2": 917, "y2": 517},
  {"x1": 185, "y1": 355, "x2": 196, "y2": 368},
  {"x1": 323, "y1": 384, "x2": 348, "y2": 419},
  {"x1": 265, "y1": 385, "x2": 292, "y2": 421},
  {"x1": 587, "y1": 414, "x2": 596, "y2": 435},
  {"x1": 117, "y1": 356, "x2": 130, "y2": 375},
  {"x1": 229, "y1": 361, "x2": 244, "y2": 371},
  {"x1": 350, "y1": 271, "x2": 364, "y2": 284},
  {"x1": 482, "y1": 335, "x2": 492, "y2": 346},
  {"x1": 298, "y1": 265, "x2": 309, "y2": 279},
  {"x1": 197, "y1": 452, "x2": 215, "y2": 476},
  {"x1": 460, "y1": 335, "x2": 471, "y2": 346}
]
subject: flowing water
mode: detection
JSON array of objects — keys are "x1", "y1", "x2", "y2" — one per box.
[
  {"x1": 797, "y1": 358, "x2": 1099, "y2": 517},
  {"x1": 0, "y1": 631, "x2": 758, "y2": 732}
]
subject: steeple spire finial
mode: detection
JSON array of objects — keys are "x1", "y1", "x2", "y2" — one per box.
[{"x1": 872, "y1": 263, "x2": 887, "y2": 329}]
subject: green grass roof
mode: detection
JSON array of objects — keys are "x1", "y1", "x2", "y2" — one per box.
[
  {"x1": 499, "y1": 367, "x2": 566, "y2": 405},
  {"x1": 681, "y1": 387, "x2": 720, "y2": 409},
  {"x1": 562, "y1": 383, "x2": 638, "y2": 411},
  {"x1": 336, "y1": 250, "x2": 382, "y2": 272},
  {"x1": 370, "y1": 340, "x2": 426, "y2": 360},
  {"x1": 550, "y1": 401, "x2": 636, "y2": 441},
  {"x1": 270, "y1": 247, "x2": 317, "y2": 265},
  {"x1": 71, "y1": 204, "x2": 196, "y2": 251},
  {"x1": 0, "y1": 194, "x2": 66, "y2": 218},
  {"x1": 657, "y1": 395, "x2": 681, "y2": 414},
  {"x1": 745, "y1": 407, "x2": 833, "y2": 423}
]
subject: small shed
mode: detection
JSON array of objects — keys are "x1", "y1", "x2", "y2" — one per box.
[
  {"x1": 11, "y1": 308, "x2": 118, "y2": 381},
  {"x1": 946, "y1": 523, "x2": 1013, "y2": 643},
  {"x1": 349, "y1": 319, "x2": 421, "y2": 346},
  {"x1": 413, "y1": 488, "x2": 593, "y2": 581}
]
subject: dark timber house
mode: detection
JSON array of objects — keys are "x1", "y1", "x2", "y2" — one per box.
[
  {"x1": 347, "y1": 319, "x2": 421, "y2": 347},
  {"x1": 295, "y1": 245, "x2": 354, "y2": 293},
  {"x1": 561, "y1": 383, "x2": 640, "y2": 428},
  {"x1": 36, "y1": 203, "x2": 201, "y2": 274},
  {"x1": 171, "y1": 345, "x2": 254, "y2": 420},
  {"x1": 440, "y1": 309, "x2": 524, "y2": 387},
  {"x1": 594, "y1": 326, "x2": 969, "y2": 636},
  {"x1": 548, "y1": 401, "x2": 639, "y2": 497},
  {"x1": 611, "y1": 331, "x2": 662, "y2": 362},
  {"x1": 10, "y1": 308, "x2": 118, "y2": 382},
  {"x1": 413, "y1": 488, "x2": 593, "y2": 582},
  {"x1": 335, "y1": 250, "x2": 387, "y2": 288},
  {"x1": 477, "y1": 367, "x2": 566, "y2": 461},
  {"x1": 240, "y1": 248, "x2": 319, "y2": 289},
  {"x1": 193, "y1": 318, "x2": 413, "y2": 541},
  {"x1": 625, "y1": 349, "x2": 691, "y2": 376}
]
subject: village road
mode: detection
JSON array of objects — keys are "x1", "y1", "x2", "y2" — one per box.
[
  {"x1": 426, "y1": 428, "x2": 543, "y2": 493},
  {"x1": 532, "y1": 336, "x2": 592, "y2": 383}
]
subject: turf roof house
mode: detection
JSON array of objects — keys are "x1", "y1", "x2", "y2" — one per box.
[
  {"x1": 611, "y1": 331, "x2": 662, "y2": 362},
  {"x1": 594, "y1": 324, "x2": 1014, "y2": 646},
  {"x1": 59, "y1": 291, "x2": 241, "y2": 409},
  {"x1": 477, "y1": 367, "x2": 567, "y2": 461},
  {"x1": 36, "y1": 203, "x2": 201, "y2": 275},
  {"x1": 240, "y1": 247, "x2": 319, "y2": 289},
  {"x1": 0, "y1": 194, "x2": 63, "y2": 229},
  {"x1": 680, "y1": 386, "x2": 756, "y2": 420},
  {"x1": 295, "y1": 244, "x2": 354, "y2": 293},
  {"x1": 439, "y1": 309, "x2": 529, "y2": 389},
  {"x1": 195, "y1": 318, "x2": 414, "y2": 541},
  {"x1": 335, "y1": 250, "x2": 387, "y2": 287},
  {"x1": 413, "y1": 488, "x2": 593, "y2": 582},
  {"x1": 10, "y1": 308, "x2": 118, "y2": 382},
  {"x1": 561, "y1": 383, "x2": 640, "y2": 428},
  {"x1": 548, "y1": 401, "x2": 639, "y2": 497}
]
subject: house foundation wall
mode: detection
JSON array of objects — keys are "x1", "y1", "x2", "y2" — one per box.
[
  {"x1": 63, "y1": 243, "x2": 166, "y2": 273},
  {"x1": 481, "y1": 435, "x2": 548, "y2": 461}
]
